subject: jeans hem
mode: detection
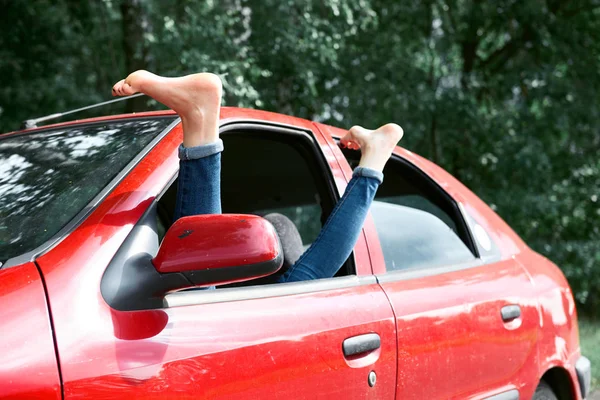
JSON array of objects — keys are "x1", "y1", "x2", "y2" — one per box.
[
  {"x1": 353, "y1": 167, "x2": 384, "y2": 184},
  {"x1": 178, "y1": 139, "x2": 224, "y2": 160}
]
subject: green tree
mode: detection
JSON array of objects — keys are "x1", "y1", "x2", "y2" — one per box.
[{"x1": 0, "y1": 0, "x2": 598, "y2": 313}]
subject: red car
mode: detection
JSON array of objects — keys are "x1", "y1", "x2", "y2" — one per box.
[{"x1": 0, "y1": 107, "x2": 591, "y2": 400}]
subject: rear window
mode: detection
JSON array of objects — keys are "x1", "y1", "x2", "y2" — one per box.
[
  {"x1": 370, "y1": 201, "x2": 475, "y2": 270},
  {"x1": 340, "y1": 147, "x2": 477, "y2": 272},
  {"x1": 0, "y1": 117, "x2": 175, "y2": 264}
]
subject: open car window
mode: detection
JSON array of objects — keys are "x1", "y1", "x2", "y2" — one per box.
[
  {"x1": 221, "y1": 134, "x2": 328, "y2": 246},
  {"x1": 156, "y1": 126, "x2": 355, "y2": 281},
  {"x1": 0, "y1": 117, "x2": 175, "y2": 264},
  {"x1": 341, "y1": 148, "x2": 477, "y2": 272}
]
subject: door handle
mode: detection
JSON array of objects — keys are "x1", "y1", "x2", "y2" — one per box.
[
  {"x1": 342, "y1": 333, "x2": 381, "y2": 357},
  {"x1": 501, "y1": 305, "x2": 521, "y2": 322}
]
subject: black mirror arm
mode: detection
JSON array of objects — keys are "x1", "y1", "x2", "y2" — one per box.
[{"x1": 101, "y1": 203, "x2": 197, "y2": 311}]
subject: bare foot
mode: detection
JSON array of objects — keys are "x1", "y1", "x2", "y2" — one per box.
[
  {"x1": 340, "y1": 123, "x2": 404, "y2": 172},
  {"x1": 112, "y1": 70, "x2": 222, "y2": 147}
]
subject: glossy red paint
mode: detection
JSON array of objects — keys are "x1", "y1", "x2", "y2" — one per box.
[
  {"x1": 153, "y1": 214, "x2": 281, "y2": 273},
  {"x1": 0, "y1": 107, "x2": 585, "y2": 399},
  {"x1": 516, "y1": 251, "x2": 583, "y2": 400},
  {"x1": 380, "y1": 149, "x2": 582, "y2": 399},
  {"x1": 316, "y1": 119, "x2": 583, "y2": 399},
  {"x1": 59, "y1": 284, "x2": 396, "y2": 399},
  {"x1": 377, "y1": 260, "x2": 540, "y2": 399},
  {"x1": 30, "y1": 114, "x2": 396, "y2": 399},
  {"x1": 0, "y1": 262, "x2": 61, "y2": 400}
]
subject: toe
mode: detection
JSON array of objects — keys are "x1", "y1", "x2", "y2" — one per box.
[
  {"x1": 121, "y1": 82, "x2": 136, "y2": 96},
  {"x1": 342, "y1": 125, "x2": 371, "y2": 149},
  {"x1": 113, "y1": 79, "x2": 125, "y2": 96},
  {"x1": 339, "y1": 136, "x2": 352, "y2": 148}
]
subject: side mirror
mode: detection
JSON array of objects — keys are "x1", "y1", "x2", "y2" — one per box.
[
  {"x1": 153, "y1": 214, "x2": 283, "y2": 287},
  {"x1": 102, "y1": 213, "x2": 283, "y2": 311}
]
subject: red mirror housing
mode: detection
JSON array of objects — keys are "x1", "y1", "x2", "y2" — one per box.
[{"x1": 152, "y1": 214, "x2": 283, "y2": 287}]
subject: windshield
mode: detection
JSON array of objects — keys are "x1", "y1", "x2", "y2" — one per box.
[{"x1": 0, "y1": 117, "x2": 175, "y2": 264}]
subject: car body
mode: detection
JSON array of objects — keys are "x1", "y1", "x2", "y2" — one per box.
[{"x1": 0, "y1": 107, "x2": 591, "y2": 399}]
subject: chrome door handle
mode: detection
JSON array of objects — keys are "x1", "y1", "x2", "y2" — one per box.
[
  {"x1": 342, "y1": 333, "x2": 381, "y2": 357},
  {"x1": 501, "y1": 305, "x2": 521, "y2": 322}
]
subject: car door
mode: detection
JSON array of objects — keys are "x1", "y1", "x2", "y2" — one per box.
[
  {"x1": 359, "y1": 153, "x2": 539, "y2": 399},
  {"x1": 36, "y1": 115, "x2": 397, "y2": 399},
  {"x1": 0, "y1": 262, "x2": 62, "y2": 399},
  {"x1": 317, "y1": 121, "x2": 539, "y2": 400}
]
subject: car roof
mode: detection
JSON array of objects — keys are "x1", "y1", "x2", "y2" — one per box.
[
  {"x1": 3, "y1": 106, "x2": 527, "y2": 258},
  {"x1": 1, "y1": 109, "x2": 179, "y2": 138},
  {"x1": 1, "y1": 107, "x2": 322, "y2": 137}
]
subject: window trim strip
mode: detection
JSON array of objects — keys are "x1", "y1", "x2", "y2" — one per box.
[
  {"x1": 375, "y1": 258, "x2": 485, "y2": 283},
  {"x1": 164, "y1": 275, "x2": 378, "y2": 308}
]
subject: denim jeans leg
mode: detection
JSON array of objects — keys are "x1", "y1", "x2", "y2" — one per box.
[
  {"x1": 278, "y1": 167, "x2": 383, "y2": 283},
  {"x1": 173, "y1": 139, "x2": 224, "y2": 220}
]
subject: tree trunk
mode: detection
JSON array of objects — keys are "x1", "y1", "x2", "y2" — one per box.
[
  {"x1": 429, "y1": 112, "x2": 440, "y2": 164},
  {"x1": 121, "y1": 0, "x2": 148, "y2": 112}
]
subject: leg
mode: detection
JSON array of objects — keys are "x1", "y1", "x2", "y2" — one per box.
[
  {"x1": 278, "y1": 123, "x2": 403, "y2": 282},
  {"x1": 112, "y1": 70, "x2": 223, "y2": 218},
  {"x1": 174, "y1": 144, "x2": 222, "y2": 220}
]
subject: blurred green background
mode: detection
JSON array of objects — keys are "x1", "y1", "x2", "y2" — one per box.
[{"x1": 1, "y1": 0, "x2": 598, "y2": 323}]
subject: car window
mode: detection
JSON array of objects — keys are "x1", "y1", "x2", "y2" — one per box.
[
  {"x1": 375, "y1": 194, "x2": 458, "y2": 231},
  {"x1": 0, "y1": 117, "x2": 175, "y2": 264},
  {"x1": 341, "y1": 149, "x2": 476, "y2": 272},
  {"x1": 220, "y1": 134, "x2": 330, "y2": 246},
  {"x1": 156, "y1": 128, "x2": 355, "y2": 280},
  {"x1": 370, "y1": 201, "x2": 475, "y2": 270}
]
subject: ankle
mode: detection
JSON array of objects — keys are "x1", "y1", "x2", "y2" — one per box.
[
  {"x1": 358, "y1": 149, "x2": 391, "y2": 172},
  {"x1": 181, "y1": 114, "x2": 219, "y2": 148}
]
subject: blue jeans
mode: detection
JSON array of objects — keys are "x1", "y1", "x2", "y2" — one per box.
[{"x1": 175, "y1": 140, "x2": 383, "y2": 282}]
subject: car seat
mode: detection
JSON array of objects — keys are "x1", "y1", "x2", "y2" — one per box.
[{"x1": 260, "y1": 213, "x2": 304, "y2": 282}]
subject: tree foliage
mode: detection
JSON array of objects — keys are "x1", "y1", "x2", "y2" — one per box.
[{"x1": 1, "y1": 0, "x2": 598, "y2": 313}]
